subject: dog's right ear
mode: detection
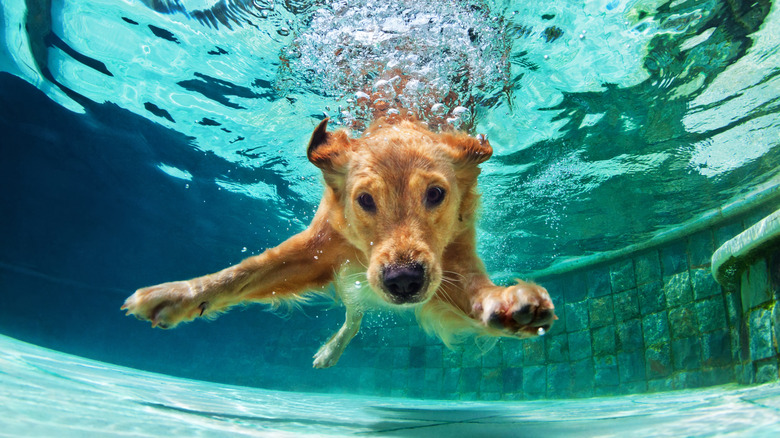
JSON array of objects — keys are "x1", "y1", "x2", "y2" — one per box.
[{"x1": 307, "y1": 118, "x2": 352, "y2": 182}]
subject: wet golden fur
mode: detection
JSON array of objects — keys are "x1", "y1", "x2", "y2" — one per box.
[{"x1": 122, "y1": 118, "x2": 556, "y2": 367}]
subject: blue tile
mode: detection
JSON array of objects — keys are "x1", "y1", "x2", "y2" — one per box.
[
  {"x1": 635, "y1": 251, "x2": 662, "y2": 285},
  {"x1": 424, "y1": 368, "x2": 443, "y2": 397},
  {"x1": 638, "y1": 280, "x2": 665, "y2": 315},
  {"x1": 669, "y1": 306, "x2": 698, "y2": 339},
  {"x1": 701, "y1": 367, "x2": 734, "y2": 387},
  {"x1": 661, "y1": 241, "x2": 689, "y2": 276},
  {"x1": 614, "y1": 288, "x2": 639, "y2": 322},
  {"x1": 645, "y1": 344, "x2": 672, "y2": 378},
  {"x1": 500, "y1": 339, "x2": 523, "y2": 366},
  {"x1": 702, "y1": 329, "x2": 731, "y2": 367},
  {"x1": 458, "y1": 367, "x2": 481, "y2": 392},
  {"x1": 390, "y1": 368, "x2": 409, "y2": 395},
  {"x1": 443, "y1": 347, "x2": 462, "y2": 368},
  {"x1": 409, "y1": 327, "x2": 430, "y2": 347},
  {"x1": 547, "y1": 363, "x2": 572, "y2": 397},
  {"x1": 503, "y1": 367, "x2": 523, "y2": 394},
  {"x1": 425, "y1": 345, "x2": 443, "y2": 368},
  {"x1": 672, "y1": 337, "x2": 702, "y2": 371},
  {"x1": 691, "y1": 268, "x2": 721, "y2": 300},
  {"x1": 571, "y1": 358, "x2": 594, "y2": 395},
  {"x1": 523, "y1": 337, "x2": 546, "y2": 365},
  {"x1": 724, "y1": 291, "x2": 741, "y2": 329},
  {"x1": 442, "y1": 367, "x2": 460, "y2": 394},
  {"x1": 737, "y1": 363, "x2": 755, "y2": 385},
  {"x1": 549, "y1": 293, "x2": 566, "y2": 335},
  {"x1": 565, "y1": 301, "x2": 589, "y2": 332},
  {"x1": 688, "y1": 230, "x2": 714, "y2": 268},
  {"x1": 480, "y1": 367, "x2": 503, "y2": 393},
  {"x1": 522, "y1": 365, "x2": 547, "y2": 395},
  {"x1": 409, "y1": 346, "x2": 425, "y2": 368},
  {"x1": 461, "y1": 343, "x2": 482, "y2": 367},
  {"x1": 695, "y1": 298, "x2": 727, "y2": 333},
  {"x1": 545, "y1": 334, "x2": 569, "y2": 363},
  {"x1": 374, "y1": 348, "x2": 395, "y2": 369},
  {"x1": 389, "y1": 326, "x2": 410, "y2": 347},
  {"x1": 408, "y1": 368, "x2": 426, "y2": 397},
  {"x1": 664, "y1": 271, "x2": 693, "y2": 307},
  {"x1": 742, "y1": 260, "x2": 772, "y2": 310},
  {"x1": 755, "y1": 360, "x2": 779, "y2": 384},
  {"x1": 594, "y1": 355, "x2": 619, "y2": 387},
  {"x1": 561, "y1": 272, "x2": 588, "y2": 303},
  {"x1": 393, "y1": 347, "x2": 410, "y2": 368},
  {"x1": 587, "y1": 266, "x2": 612, "y2": 297},
  {"x1": 643, "y1": 311, "x2": 670, "y2": 347},
  {"x1": 617, "y1": 319, "x2": 643, "y2": 352},
  {"x1": 715, "y1": 221, "x2": 744, "y2": 247},
  {"x1": 592, "y1": 325, "x2": 616, "y2": 357},
  {"x1": 482, "y1": 344, "x2": 502, "y2": 368},
  {"x1": 618, "y1": 350, "x2": 646, "y2": 383},
  {"x1": 749, "y1": 308, "x2": 774, "y2": 361},
  {"x1": 459, "y1": 391, "x2": 479, "y2": 401},
  {"x1": 568, "y1": 330, "x2": 592, "y2": 361},
  {"x1": 589, "y1": 296, "x2": 614, "y2": 328},
  {"x1": 610, "y1": 259, "x2": 636, "y2": 293},
  {"x1": 674, "y1": 371, "x2": 703, "y2": 389},
  {"x1": 648, "y1": 378, "x2": 674, "y2": 393}
]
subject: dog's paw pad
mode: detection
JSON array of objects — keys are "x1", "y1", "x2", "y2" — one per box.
[
  {"x1": 313, "y1": 343, "x2": 340, "y2": 369},
  {"x1": 474, "y1": 282, "x2": 556, "y2": 338},
  {"x1": 121, "y1": 281, "x2": 199, "y2": 329}
]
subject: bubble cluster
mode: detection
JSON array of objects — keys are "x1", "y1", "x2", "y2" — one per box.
[{"x1": 278, "y1": 0, "x2": 510, "y2": 132}]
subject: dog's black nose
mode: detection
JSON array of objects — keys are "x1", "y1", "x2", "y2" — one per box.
[{"x1": 383, "y1": 263, "x2": 425, "y2": 299}]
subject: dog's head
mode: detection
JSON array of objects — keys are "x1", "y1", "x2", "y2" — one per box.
[{"x1": 307, "y1": 118, "x2": 492, "y2": 306}]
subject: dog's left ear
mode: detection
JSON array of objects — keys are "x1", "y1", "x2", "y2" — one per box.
[
  {"x1": 307, "y1": 118, "x2": 352, "y2": 186},
  {"x1": 442, "y1": 132, "x2": 493, "y2": 166}
]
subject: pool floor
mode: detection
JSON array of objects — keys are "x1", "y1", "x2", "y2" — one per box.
[{"x1": 1, "y1": 334, "x2": 779, "y2": 437}]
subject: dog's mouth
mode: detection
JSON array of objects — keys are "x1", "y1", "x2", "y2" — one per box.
[{"x1": 378, "y1": 262, "x2": 435, "y2": 305}]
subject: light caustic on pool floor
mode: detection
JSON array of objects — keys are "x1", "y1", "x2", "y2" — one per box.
[{"x1": 1, "y1": 333, "x2": 779, "y2": 437}]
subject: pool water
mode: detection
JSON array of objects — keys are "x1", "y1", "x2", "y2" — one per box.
[
  {"x1": 2, "y1": 0, "x2": 780, "y2": 433},
  {"x1": 3, "y1": 333, "x2": 780, "y2": 437}
]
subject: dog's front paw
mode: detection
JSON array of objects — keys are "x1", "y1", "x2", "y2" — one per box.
[
  {"x1": 121, "y1": 281, "x2": 205, "y2": 329},
  {"x1": 472, "y1": 281, "x2": 556, "y2": 338},
  {"x1": 313, "y1": 341, "x2": 343, "y2": 369}
]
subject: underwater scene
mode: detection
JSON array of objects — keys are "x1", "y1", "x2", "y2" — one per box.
[{"x1": 2, "y1": 0, "x2": 780, "y2": 435}]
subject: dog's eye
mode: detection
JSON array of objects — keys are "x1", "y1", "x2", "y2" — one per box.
[
  {"x1": 357, "y1": 193, "x2": 376, "y2": 212},
  {"x1": 425, "y1": 186, "x2": 446, "y2": 208}
]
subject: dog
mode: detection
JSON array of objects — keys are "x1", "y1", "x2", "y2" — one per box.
[{"x1": 122, "y1": 117, "x2": 556, "y2": 368}]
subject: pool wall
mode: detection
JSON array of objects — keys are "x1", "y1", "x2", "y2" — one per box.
[{"x1": 300, "y1": 189, "x2": 780, "y2": 401}]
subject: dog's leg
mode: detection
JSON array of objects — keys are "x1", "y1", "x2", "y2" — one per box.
[
  {"x1": 312, "y1": 306, "x2": 363, "y2": 368},
  {"x1": 122, "y1": 211, "x2": 349, "y2": 329},
  {"x1": 438, "y1": 236, "x2": 556, "y2": 338}
]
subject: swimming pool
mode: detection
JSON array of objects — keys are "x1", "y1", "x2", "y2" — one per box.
[{"x1": 1, "y1": 0, "x2": 779, "y2": 432}]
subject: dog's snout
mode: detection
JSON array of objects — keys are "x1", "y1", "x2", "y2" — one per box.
[{"x1": 382, "y1": 263, "x2": 425, "y2": 300}]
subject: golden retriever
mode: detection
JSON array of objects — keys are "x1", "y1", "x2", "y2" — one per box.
[{"x1": 122, "y1": 118, "x2": 556, "y2": 368}]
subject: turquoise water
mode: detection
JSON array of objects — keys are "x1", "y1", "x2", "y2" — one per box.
[
  {"x1": 4, "y1": 333, "x2": 780, "y2": 436},
  {"x1": 2, "y1": 0, "x2": 780, "y2": 433}
]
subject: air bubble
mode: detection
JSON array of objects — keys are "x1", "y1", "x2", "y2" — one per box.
[{"x1": 430, "y1": 103, "x2": 448, "y2": 116}]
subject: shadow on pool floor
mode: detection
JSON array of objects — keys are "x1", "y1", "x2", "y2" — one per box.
[{"x1": 1, "y1": 333, "x2": 778, "y2": 437}]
